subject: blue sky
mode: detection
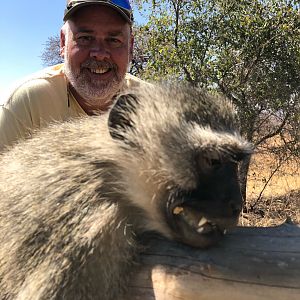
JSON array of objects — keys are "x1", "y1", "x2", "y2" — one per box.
[
  {"x1": 0, "y1": 1, "x2": 144, "y2": 97},
  {"x1": 0, "y1": 1, "x2": 65, "y2": 94}
]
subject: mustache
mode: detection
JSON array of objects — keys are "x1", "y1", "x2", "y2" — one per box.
[{"x1": 81, "y1": 59, "x2": 117, "y2": 71}]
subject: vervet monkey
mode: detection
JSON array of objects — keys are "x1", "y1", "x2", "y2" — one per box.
[{"x1": 0, "y1": 83, "x2": 252, "y2": 299}]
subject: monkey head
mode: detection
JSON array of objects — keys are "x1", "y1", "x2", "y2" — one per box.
[{"x1": 109, "y1": 83, "x2": 252, "y2": 248}]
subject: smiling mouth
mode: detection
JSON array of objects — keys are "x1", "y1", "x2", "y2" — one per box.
[{"x1": 89, "y1": 67, "x2": 111, "y2": 75}]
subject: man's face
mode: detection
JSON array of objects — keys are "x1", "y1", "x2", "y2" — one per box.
[{"x1": 60, "y1": 5, "x2": 133, "y2": 108}]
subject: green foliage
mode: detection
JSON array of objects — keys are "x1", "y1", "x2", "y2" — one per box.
[
  {"x1": 136, "y1": 0, "x2": 299, "y2": 137},
  {"x1": 135, "y1": 0, "x2": 300, "y2": 199}
]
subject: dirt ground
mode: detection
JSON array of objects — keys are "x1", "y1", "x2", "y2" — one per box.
[{"x1": 240, "y1": 151, "x2": 300, "y2": 227}]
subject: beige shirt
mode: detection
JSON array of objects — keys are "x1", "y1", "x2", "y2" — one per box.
[{"x1": 0, "y1": 64, "x2": 145, "y2": 151}]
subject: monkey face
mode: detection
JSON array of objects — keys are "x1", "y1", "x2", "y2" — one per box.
[
  {"x1": 109, "y1": 84, "x2": 252, "y2": 248},
  {"x1": 163, "y1": 154, "x2": 244, "y2": 248}
]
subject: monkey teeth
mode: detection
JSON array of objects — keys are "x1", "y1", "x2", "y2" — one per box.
[
  {"x1": 198, "y1": 216, "x2": 208, "y2": 227},
  {"x1": 173, "y1": 206, "x2": 215, "y2": 234},
  {"x1": 173, "y1": 206, "x2": 184, "y2": 215},
  {"x1": 197, "y1": 227, "x2": 205, "y2": 233}
]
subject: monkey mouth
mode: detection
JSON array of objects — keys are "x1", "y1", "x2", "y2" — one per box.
[
  {"x1": 173, "y1": 206, "x2": 224, "y2": 234},
  {"x1": 168, "y1": 204, "x2": 233, "y2": 248}
]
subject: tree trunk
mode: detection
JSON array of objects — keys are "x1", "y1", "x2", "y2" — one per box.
[
  {"x1": 125, "y1": 222, "x2": 300, "y2": 300},
  {"x1": 239, "y1": 154, "x2": 252, "y2": 206}
]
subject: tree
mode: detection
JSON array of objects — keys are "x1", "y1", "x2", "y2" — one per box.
[
  {"x1": 134, "y1": 0, "x2": 300, "y2": 203},
  {"x1": 40, "y1": 35, "x2": 63, "y2": 67}
]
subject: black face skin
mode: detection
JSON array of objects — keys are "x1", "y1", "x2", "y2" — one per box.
[{"x1": 164, "y1": 158, "x2": 244, "y2": 248}]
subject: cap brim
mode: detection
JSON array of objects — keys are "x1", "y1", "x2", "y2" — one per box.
[{"x1": 64, "y1": 1, "x2": 132, "y2": 24}]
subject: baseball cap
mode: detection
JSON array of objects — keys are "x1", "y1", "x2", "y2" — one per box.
[{"x1": 64, "y1": 0, "x2": 133, "y2": 23}]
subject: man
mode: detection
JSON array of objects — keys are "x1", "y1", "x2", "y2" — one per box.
[{"x1": 0, "y1": 0, "x2": 144, "y2": 151}]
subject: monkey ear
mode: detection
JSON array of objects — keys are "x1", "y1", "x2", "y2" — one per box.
[{"x1": 108, "y1": 93, "x2": 138, "y2": 142}]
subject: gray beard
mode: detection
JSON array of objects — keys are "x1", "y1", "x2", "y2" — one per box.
[{"x1": 64, "y1": 59, "x2": 125, "y2": 104}]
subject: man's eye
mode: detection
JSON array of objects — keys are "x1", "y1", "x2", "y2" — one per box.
[
  {"x1": 108, "y1": 38, "x2": 122, "y2": 46},
  {"x1": 76, "y1": 36, "x2": 94, "y2": 45}
]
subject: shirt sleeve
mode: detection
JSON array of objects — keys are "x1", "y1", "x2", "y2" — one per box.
[
  {"x1": 0, "y1": 99, "x2": 33, "y2": 152},
  {"x1": 0, "y1": 74, "x2": 66, "y2": 151}
]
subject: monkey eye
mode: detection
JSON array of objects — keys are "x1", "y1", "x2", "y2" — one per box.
[
  {"x1": 198, "y1": 154, "x2": 222, "y2": 173},
  {"x1": 210, "y1": 158, "x2": 222, "y2": 168}
]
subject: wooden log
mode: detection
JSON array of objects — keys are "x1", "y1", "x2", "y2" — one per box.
[{"x1": 125, "y1": 223, "x2": 300, "y2": 300}]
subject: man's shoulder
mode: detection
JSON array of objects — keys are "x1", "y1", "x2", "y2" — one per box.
[
  {"x1": 29, "y1": 64, "x2": 65, "y2": 80},
  {"x1": 2, "y1": 64, "x2": 66, "y2": 106}
]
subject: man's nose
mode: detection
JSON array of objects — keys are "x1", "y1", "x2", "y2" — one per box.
[{"x1": 89, "y1": 42, "x2": 110, "y2": 60}]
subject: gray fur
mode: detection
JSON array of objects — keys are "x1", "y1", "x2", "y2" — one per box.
[{"x1": 0, "y1": 83, "x2": 252, "y2": 299}]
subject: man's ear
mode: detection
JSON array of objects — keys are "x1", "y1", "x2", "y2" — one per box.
[
  {"x1": 60, "y1": 29, "x2": 66, "y2": 58},
  {"x1": 108, "y1": 94, "x2": 138, "y2": 142}
]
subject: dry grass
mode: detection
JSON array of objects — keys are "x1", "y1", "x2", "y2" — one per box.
[
  {"x1": 241, "y1": 190, "x2": 300, "y2": 227},
  {"x1": 240, "y1": 151, "x2": 300, "y2": 227}
]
